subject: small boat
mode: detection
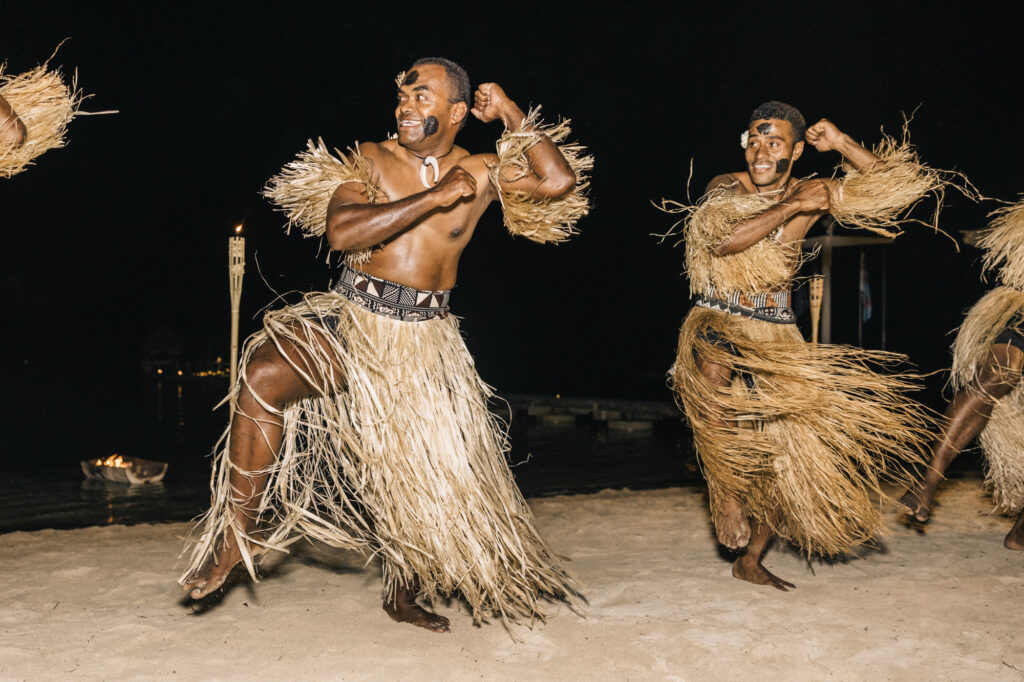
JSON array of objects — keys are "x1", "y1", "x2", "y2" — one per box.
[{"x1": 81, "y1": 454, "x2": 168, "y2": 485}]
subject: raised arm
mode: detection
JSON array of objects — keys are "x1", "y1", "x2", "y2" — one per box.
[
  {"x1": 711, "y1": 179, "x2": 831, "y2": 255},
  {"x1": 0, "y1": 94, "x2": 27, "y2": 149},
  {"x1": 472, "y1": 83, "x2": 576, "y2": 198},
  {"x1": 805, "y1": 119, "x2": 877, "y2": 171},
  {"x1": 325, "y1": 161, "x2": 476, "y2": 252}
]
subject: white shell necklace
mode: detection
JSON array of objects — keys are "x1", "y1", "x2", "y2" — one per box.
[{"x1": 410, "y1": 145, "x2": 455, "y2": 188}]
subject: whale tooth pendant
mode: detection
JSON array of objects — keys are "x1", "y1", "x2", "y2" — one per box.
[{"x1": 419, "y1": 156, "x2": 440, "y2": 188}]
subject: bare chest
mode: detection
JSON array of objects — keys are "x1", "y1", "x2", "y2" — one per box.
[{"x1": 377, "y1": 161, "x2": 490, "y2": 243}]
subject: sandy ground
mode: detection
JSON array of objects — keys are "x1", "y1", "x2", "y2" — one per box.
[{"x1": 1, "y1": 476, "x2": 1022, "y2": 681}]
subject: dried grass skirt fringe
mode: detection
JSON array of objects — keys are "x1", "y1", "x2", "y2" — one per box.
[
  {"x1": 670, "y1": 307, "x2": 934, "y2": 556},
  {"x1": 180, "y1": 292, "x2": 577, "y2": 624},
  {"x1": 951, "y1": 286, "x2": 1024, "y2": 513}
]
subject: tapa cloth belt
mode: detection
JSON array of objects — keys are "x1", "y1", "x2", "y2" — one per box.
[
  {"x1": 693, "y1": 287, "x2": 795, "y2": 324},
  {"x1": 333, "y1": 265, "x2": 451, "y2": 322}
]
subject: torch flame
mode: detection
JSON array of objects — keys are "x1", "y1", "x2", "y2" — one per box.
[
  {"x1": 234, "y1": 224, "x2": 243, "y2": 234},
  {"x1": 95, "y1": 454, "x2": 130, "y2": 468}
]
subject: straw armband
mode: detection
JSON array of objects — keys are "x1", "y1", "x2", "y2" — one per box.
[
  {"x1": 262, "y1": 139, "x2": 386, "y2": 265},
  {"x1": 975, "y1": 199, "x2": 1024, "y2": 291},
  {"x1": 488, "y1": 106, "x2": 593, "y2": 244},
  {"x1": 828, "y1": 127, "x2": 974, "y2": 238},
  {"x1": 0, "y1": 60, "x2": 84, "y2": 178}
]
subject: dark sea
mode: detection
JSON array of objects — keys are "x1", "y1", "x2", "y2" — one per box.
[{"x1": 0, "y1": 372, "x2": 699, "y2": 534}]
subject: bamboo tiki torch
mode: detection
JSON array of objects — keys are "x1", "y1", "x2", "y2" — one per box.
[
  {"x1": 229, "y1": 225, "x2": 245, "y2": 405},
  {"x1": 809, "y1": 275, "x2": 824, "y2": 344}
]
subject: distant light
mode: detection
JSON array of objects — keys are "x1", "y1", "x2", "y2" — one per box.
[
  {"x1": 156, "y1": 369, "x2": 163, "y2": 375},
  {"x1": 555, "y1": 393, "x2": 561, "y2": 399},
  {"x1": 216, "y1": 356, "x2": 222, "y2": 363},
  {"x1": 177, "y1": 370, "x2": 183, "y2": 376}
]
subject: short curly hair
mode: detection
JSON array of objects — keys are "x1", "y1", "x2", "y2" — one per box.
[
  {"x1": 749, "y1": 101, "x2": 806, "y2": 142},
  {"x1": 411, "y1": 57, "x2": 470, "y2": 130}
]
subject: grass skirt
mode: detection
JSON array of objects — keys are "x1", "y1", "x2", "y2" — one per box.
[
  {"x1": 180, "y1": 293, "x2": 576, "y2": 625},
  {"x1": 951, "y1": 286, "x2": 1024, "y2": 513},
  {"x1": 670, "y1": 307, "x2": 934, "y2": 556}
]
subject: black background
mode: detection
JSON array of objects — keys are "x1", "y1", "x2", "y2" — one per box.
[{"x1": 2, "y1": 1, "x2": 1021, "y2": 468}]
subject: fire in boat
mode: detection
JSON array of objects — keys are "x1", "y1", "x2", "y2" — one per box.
[{"x1": 81, "y1": 454, "x2": 168, "y2": 485}]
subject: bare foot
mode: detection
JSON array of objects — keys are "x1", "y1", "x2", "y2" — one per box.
[
  {"x1": 383, "y1": 586, "x2": 450, "y2": 633},
  {"x1": 732, "y1": 555, "x2": 795, "y2": 591},
  {"x1": 181, "y1": 533, "x2": 249, "y2": 600},
  {"x1": 1004, "y1": 511, "x2": 1024, "y2": 551},
  {"x1": 897, "y1": 486, "x2": 931, "y2": 524},
  {"x1": 714, "y1": 495, "x2": 750, "y2": 549}
]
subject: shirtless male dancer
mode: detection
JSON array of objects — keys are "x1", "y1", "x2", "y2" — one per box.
[
  {"x1": 672, "y1": 101, "x2": 933, "y2": 589},
  {"x1": 180, "y1": 58, "x2": 582, "y2": 633},
  {"x1": 699, "y1": 105, "x2": 876, "y2": 587}
]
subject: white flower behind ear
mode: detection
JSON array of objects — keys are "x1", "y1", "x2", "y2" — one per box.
[{"x1": 740, "y1": 130, "x2": 749, "y2": 149}]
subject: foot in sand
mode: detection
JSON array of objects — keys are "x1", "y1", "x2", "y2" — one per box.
[
  {"x1": 1004, "y1": 511, "x2": 1024, "y2": 551},
  {"x1": 384, "y1": 586, "x2": 450, "y2": 633},
  {"x1": 732, "y1": 555, "x2": 795, "y2": 591},
  {"x1": 181, "y1": 534, "x2": 248, "y2": 600},
  {"x1": 714, "y1": 495, "x2": 750, "y2": 549},
  {"x1": 897, "y1": 486, "x2": 931, "y2": 524}
]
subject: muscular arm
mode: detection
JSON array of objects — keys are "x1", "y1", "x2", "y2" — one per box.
[
  {"x1": 0, "y1": 94, "x2": 27, "y2": 149},
  {"x1": 500, "y1": 104, "x2": 576, "y2": 198},
  {"x1": 325, "y1": 162, "x2": 476, "y2": 252},
  {"x1": 326, "y1": 185, "x2": 440, "y2": 252},
  {"x1": 707, "y1": 176, "x2": 831, "y2": 256},
  {"x1": 831, "y1": 134, "x2": 877, "y2": 170},
  {"x1": 473, "y1": 84, "x2": 576, "y2": 199},
  {"x1": 806, "y1": 119, "x2": 877, "y2": 171},
  {"x1": 713, "y1": 201, "x2": 805, "y2": 255}
]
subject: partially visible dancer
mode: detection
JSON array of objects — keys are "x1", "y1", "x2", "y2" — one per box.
[
  {"x1": 0, "y1": 49, "x2": 86, "y2": 177},
  {"x1": 666, "y1": 101, "x2": 956, "y2": 589},
  {"x1": 901, "y1": 201, "x2": 1024, "y2": 550}
]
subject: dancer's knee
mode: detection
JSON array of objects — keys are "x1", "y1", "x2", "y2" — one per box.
[
  {"x1": 976, "y1": 349, "x2": 1022, "y2": 401},
  {"x1": 699, "y1": 357, "x2": 733, "y2": 388},
  {"x1": 241, "y1": 346, "x2": 303, "y2": 409}
]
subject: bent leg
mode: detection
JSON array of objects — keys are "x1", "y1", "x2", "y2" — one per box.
[
  {"x1": 697, "y1": 355, "x2": 751, "y2": 550},
  {"x1": 184, "y1": 323, "x2": 346, "y2": 599},
  {"x1": 901, "y1": 344, "x2": 1023, "y2": 522}
]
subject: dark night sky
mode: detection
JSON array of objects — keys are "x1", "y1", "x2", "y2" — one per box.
[{"x1": 2, "y1": 2, "x2": 1023, "y2": 458}]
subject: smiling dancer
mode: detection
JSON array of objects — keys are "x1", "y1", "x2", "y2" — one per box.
[
  {"x1": 667, "y1": 101, "x2": 948, "y2": 589},
  {"x1": 180, "y1": 57, "x2": 592, "y2": 633},
  {"x1": 900, "y1": 200, "x2": 1024, "y2": 549}
]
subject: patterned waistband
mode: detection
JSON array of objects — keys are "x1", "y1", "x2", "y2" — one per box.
[
  {"x1": 693, "y1": 288, "x2": 795, "y2": 324},
  {"x1": 333, "y1": 266, "x2": 451, "y2": 322}
]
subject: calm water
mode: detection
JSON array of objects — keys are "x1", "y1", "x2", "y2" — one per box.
[{"x1": 0, "y1": 376, "x2": 698, "y2": 534}]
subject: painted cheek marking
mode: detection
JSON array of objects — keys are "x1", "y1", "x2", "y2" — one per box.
[
  {"x1": 776, "y1": 158, "x2": 791, "y2": 174},
  {"x1": 423, "y1": 116, "x2": 439, "y2": 136}
]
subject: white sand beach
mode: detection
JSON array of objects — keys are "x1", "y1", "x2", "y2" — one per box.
[{"x1": 1, "y1": 476, "x2": 1021, "y2": 681}]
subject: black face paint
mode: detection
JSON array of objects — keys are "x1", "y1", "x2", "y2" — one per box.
[
  {"x1": 756, "y1": 122, "x2": 773, "y2": 135},
  {"x1": 775, "y1": 158, "x2": 791, "y2": 174},
  {"x1": 423, "y1": 116, "x2": 439, "y2": 137},
  {"x1": 402, "y1": 70, "x2": 419, "y2": 86}
]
